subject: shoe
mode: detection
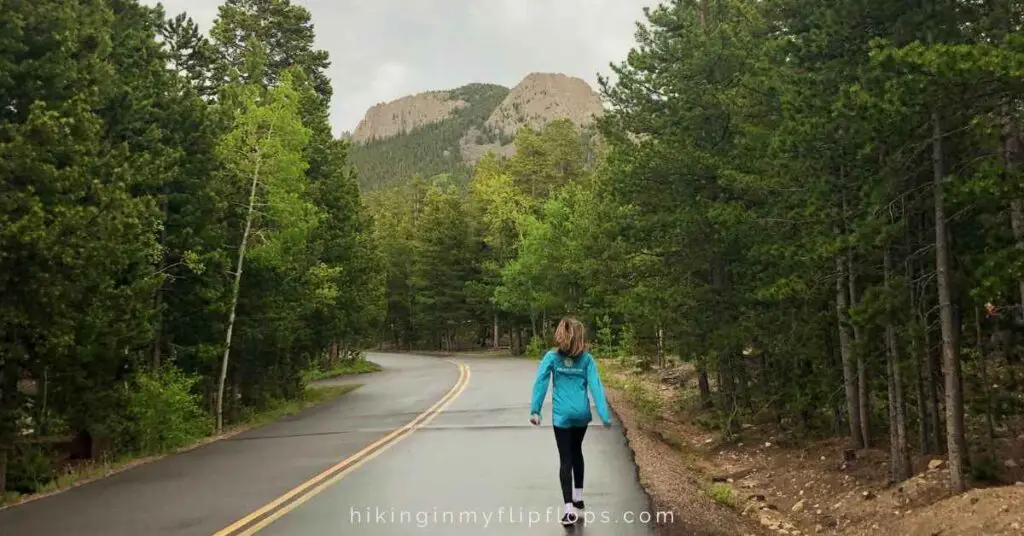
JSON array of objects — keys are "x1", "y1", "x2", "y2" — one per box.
[
  {"x1": 560, "y1": 511, "x2": 578, "y2": 526},
  {"x1": 573, "y1": 500, "x2": 585, "y2": 509}
]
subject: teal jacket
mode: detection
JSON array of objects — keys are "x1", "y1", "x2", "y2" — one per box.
[{"x1": 530, "y1": 348, "x2": 611, "y2": 428}]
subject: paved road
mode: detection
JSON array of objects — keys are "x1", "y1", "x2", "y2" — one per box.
[{"x1": 0, "y1": 353, "x2": 661, "y2": 535}]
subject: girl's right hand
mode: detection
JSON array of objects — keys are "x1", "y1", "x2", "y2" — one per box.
[{"x1": 529, "y1": 414, "x2": 540, "y2": 426}]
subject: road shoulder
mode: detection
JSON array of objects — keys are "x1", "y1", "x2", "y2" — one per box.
[{"x1": 603, "y1": 366, "x2": 768, "y2": 536}]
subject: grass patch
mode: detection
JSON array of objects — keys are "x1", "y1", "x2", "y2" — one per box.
[
  {"x1": 702, "y1": 482, "x2": 737, "y2": 509},
  {"x1": 625, "y1": 378, "x2": 662, "y2": 425},
  {"x1": 0, "y1": 383, "x2": 361, "y2": 508},
  {"x1": 241, "y1": 384, "x2": 363, "y2": 426},
  {"x1": 302, "y1": 360, "x2": 381, "y2": 383}
]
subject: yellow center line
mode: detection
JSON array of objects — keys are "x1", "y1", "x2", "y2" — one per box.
[
  {"x1": 235, "y1": 364, "x2": 472, "y2": 535},
  {"x1": 212, "y1": 360, "x2": 471, "y2": 536}
]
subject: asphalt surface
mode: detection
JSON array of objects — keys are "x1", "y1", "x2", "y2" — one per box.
[{"x1": 0, "y1": 353, "x2": 661, "y2": 535}]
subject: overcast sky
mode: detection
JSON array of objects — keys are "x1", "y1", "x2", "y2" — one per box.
[{"x1": 143, "y1": 0, "x2": 656, "y2": 137}]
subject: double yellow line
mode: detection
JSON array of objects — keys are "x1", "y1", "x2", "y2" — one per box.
[{"x1": 212, "y1": 360, "x2": 471, "y2": 536}]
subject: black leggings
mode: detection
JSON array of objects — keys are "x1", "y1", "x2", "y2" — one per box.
[{"x1": 553, "y1": 425, "x2": 587, "y2": 503}]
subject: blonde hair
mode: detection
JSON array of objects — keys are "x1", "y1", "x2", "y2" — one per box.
[{"x1": 554, "y1": 317, "x2": 587, "y2": 358}]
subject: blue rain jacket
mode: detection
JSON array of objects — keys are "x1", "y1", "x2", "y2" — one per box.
[{"x1": 530, "y1": 348, "x2": 611, "y2": 428}]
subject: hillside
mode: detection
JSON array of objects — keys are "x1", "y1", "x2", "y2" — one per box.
[{"x1": 347, "y1": 72, "x2": 605, "y2": 191}]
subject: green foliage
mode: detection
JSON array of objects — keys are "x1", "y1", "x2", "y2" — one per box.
[
  {"x1": 302, "y1": 359, "x2": 381, "y2": 383},
  {"x1": 0, "y1": 0, "x2": 386, "y2": 494},
  {"x1": 525, "y1": 335, "x2": 547, "y2": 359},
  {"x1": 624, "y1": 377, "x2": 662, "y2": 426},
  {"x1": 704, "y1": 483, "x2": 737, "y2": 509},
  {"x1": 5, "y1": 444, "x2": 57, "y2": 494},
  {"x1": 617, "y1": 324, "x2": 637, "y2": 362},
  {"x1": 595, "y1": 316, "x2": 614, "y2": 357},
  {"x1": 969, "y1": 454, "x2": 1002, "y2": 484},
  {"x1": 115, "y1": 367, "x2": 212, "y2": 456}
]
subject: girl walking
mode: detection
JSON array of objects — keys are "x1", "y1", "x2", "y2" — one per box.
[{"x1": 529, "y1": 316, "x2": 612, "y2": 525}]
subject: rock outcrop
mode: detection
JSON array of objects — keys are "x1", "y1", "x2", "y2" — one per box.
[
  {"x1": 350, "y1": 91, "x2": 467, "y2": 143},
  {"x1": 484, "y1": 72, "x2": 605, "y2": 137}
]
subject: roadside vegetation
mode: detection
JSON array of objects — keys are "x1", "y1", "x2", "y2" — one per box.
[{"x1": 1, "y1": 380, "x2": 362, "y2": 507}]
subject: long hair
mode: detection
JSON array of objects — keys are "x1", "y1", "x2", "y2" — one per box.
[{"x1": 554, "y1": 317, "x2": 587, "y2": 358}]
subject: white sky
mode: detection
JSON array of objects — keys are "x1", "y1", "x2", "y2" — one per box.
[{"x1": 142, "y1": 0, "x2": 656, "y2": 137}]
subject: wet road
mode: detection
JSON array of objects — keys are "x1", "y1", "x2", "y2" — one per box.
[{"x1": 0, "y1": 353, "x2": 660, "y2": 535}]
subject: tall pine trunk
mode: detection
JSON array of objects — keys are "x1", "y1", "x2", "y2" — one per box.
[
  {"x1": 931, "y1": 109, "x2": 966, "y2": 493},
  {"x1": 975, "y1": 309, "x2": 997, "y2": 455},
  {"x1": 885, "y1": 247, "x2": 912, "y2": 481},
  {"x1": 0, "y1": 358, "x2": 18, "y2": 494},
  {"x1": 836, "y1": 250, "x2": 863, "y2": 449},
  {"x1": 908, "y1": 227, "x2": 933, "y2": 454},
  {"x1": 698, "y1": 359, "x2": 712, "y2": 408},
  {"x1": 849, "y1": 255, "x2": 870, "y2": 447},
  {"x1": 216, "y1": 147, "x2": 263, "y2": 434},
  {"x1": 493, "y1": 313, "x2": 500, "y2": 349},
  {"x1": 151, "y1": 197, "x2": 170, "y2": 369},
  {"x1": 657, "y1": 326, "x2": 664, "y2": 369}
]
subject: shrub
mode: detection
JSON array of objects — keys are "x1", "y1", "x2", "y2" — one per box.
[
  {"x1": 117, "y1": 366, "x2": 213, "y2": 456},
  {"x1": 6, "y1": 443, "x2": 57, "y2": 494},
  {"x1": 594, "y1": 315, "x2": 614, "y2": 356},
  {"x1": 704, "y1": 483, "x2": 736, "y2": 508},
  {"x1": 625, "y1": 378, "x2": 662, "y2": 425},
  {"x1": 525, "y1": 334, "x2": 547, "y2": 358},
  {"x1": 616, "y1": 324, "x2": 636, "y2": 358}
]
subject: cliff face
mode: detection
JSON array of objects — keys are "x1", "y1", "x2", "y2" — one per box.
[
  {"x1": 484, "y1": 73, "x2": 605, "y2": 137},
  {"x1": 350, "y1": 91, "x2": 467, "y2": 143},
  {"x1": 347, "y1": 73, "x2": 606, "y2": 190}
]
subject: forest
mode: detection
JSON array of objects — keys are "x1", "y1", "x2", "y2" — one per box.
[
  {"x1": 2, "y1": 0, "x2": 1023, "y2": 505},
  {"x1": 366, "y1": 0, "x2": 1024, "y2": 496},
  {"x1": 0, "y1": 0, "x2": 383, "y2": 496}
]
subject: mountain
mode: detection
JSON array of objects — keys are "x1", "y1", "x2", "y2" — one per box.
[{"x1": 347, "y1": 73, "x2": 605, "y2": 191}]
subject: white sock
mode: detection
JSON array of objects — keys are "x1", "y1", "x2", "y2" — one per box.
[
  {"x1": 564, "y1": 502, "x2": 575, "y2": 516},
  {"x1": 573, "y1": 488, "x2": 583, "y2": 502}
]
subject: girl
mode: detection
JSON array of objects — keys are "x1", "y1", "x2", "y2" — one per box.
[{"x1": 529, "y1": 316, "x2": 612, "y2": 525}]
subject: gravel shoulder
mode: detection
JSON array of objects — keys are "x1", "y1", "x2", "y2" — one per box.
[{"x1": 603, "y1": 373, "x2": 769, "y2": 536}]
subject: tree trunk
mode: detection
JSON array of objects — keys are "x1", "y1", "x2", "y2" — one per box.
[
  {"x1": 216, "y1": 150, "x2": 262, "y2": 434},
  {"x1": 152, "y1": 286, "x2": 164, "y2": 369},
  {"x1": 932, "y1": 109, "x2": 967, "y2": 494},
  {"x1": 885, "y1": 248, "x2": 912, "y2": 482},
  {"x1": 849, "y1": 255, "x2": 870, "y2": 447},
  {"x1": 1000, "y1": 95, "x2": 1024, "y2": 321},
  {"x1": 329, "y1": 343, "x2": 339, "y2": 368},
  {"x1": 698, "y1": 360, "x2": 712, "y2": 408},
  {"x1": 975, "y1": 308, "x2": 997, "y2": 455},
  {"x1": 909, "y1": 249, "x2": 932, "y2": 454},
  {"x1": 657, "y1": 326, "x2": 664, "y2": 369},
  {"x1": 1012, "y1": 198, "x2": 1024, "y2": 319},
  {"x1": 493, "y1": 313, "x2": 500, "y2": 350},
  {"x1": 927, "y1": 320, "x2": 945, "y2": 454},
  {"x1": 0, "y1": 447, "x2": 6, "y2": 496},
  {"x1": 916, "y1": 328, "x2": 932, "y2": 454},
  {"x1": 0, "y1": 357, "x2": 18, "y2": 494},
  {"x1": 836, "y1": 253, "x2": 863, "y2": 449},
  {"x1": 151, "y1": 196, "x2": 170, "y2": 370},
  {"x1": 37, "y1": 367, "x2": 49, "y2": 437}
]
